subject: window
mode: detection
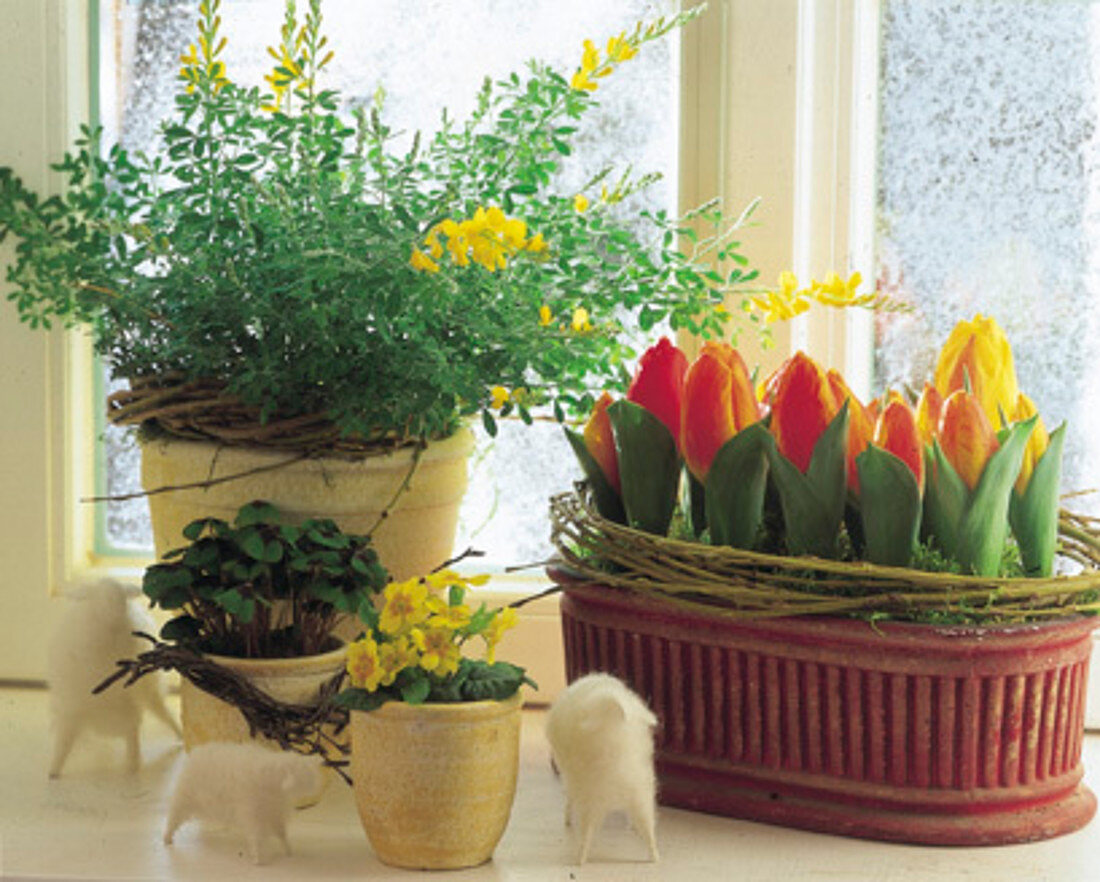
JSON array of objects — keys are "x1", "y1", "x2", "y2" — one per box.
[
  {"x1": 873, "y1": 0, "x2": 1100, "y2": 513},
  {"x1": 95, "y1": 0, "x2": 681, "y2": 567}
]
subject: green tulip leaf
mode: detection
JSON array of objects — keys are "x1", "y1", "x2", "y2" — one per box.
[
  {"x1": 1009, "y1": 422, "x2": 1066, "y2": 577},
  {"x1": 607, "y1": 400, "x2": 682, "y2": 536},
  {"x1": 766, "y1": 401, "x2": 849, "y2": 558},
  {"x1": 563, "y1": 427, "x2": 626, "y2": 523},
  {"x1": 958, "y1": 415, "x2": 1036, "y2": 576},
  {"x1": 925, "y1": 441, "x2": 967, "y2": 559},
  {"x1": 686, "y1": 470, "x2": 707, "y2": 538},
  {"x1": 705, "y1": 422, "x2": 772, "y2": 550},
  {"x1": 856, "y1": 444, "x2": 921, "y2": 567}
]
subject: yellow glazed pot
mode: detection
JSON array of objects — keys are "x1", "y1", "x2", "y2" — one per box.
[
  {"x1": 141, "y1": 427, "x2": 475, "y2": 580},
  {"x1": 350, "y1": 693, "x2": 523, "y2": 870}
]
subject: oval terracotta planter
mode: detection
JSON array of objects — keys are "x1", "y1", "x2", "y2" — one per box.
[
  {"x1": 350, "y1": 693, "x2": 522, "y2": 869},
  {"x1": 555, "y1": 577, "x2": 1097, "y2": 846},
  {"x1": 141, "y1": 427, "x2": 475, "y2": 580}
]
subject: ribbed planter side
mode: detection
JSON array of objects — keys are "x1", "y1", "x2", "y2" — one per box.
[{"x1": 558, "y1": 582, "x2": 1097, "y2": 845}]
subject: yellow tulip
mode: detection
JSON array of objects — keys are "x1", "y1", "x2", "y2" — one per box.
[
  {"x1": 933, "y1": 315, "x2": 1019, "y2": 430},
  {"x1": 1012, "y1": 392, "x2": 1049, "y2": 493}
]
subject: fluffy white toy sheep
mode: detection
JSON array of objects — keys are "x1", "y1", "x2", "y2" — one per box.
[
  {"x1": 545, "y1": 672, "x2": 660, "y2": 864},
  {"x1": 164, "y1": 742, "x2": 324, "y2": 864},
  {"x1": 48, "y1": 577, "x2": 180, "y2": 777}
]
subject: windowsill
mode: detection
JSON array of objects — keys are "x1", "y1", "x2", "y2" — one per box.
[{"x1": 3, "y1": 687, "x2": 1100, "y2": 880}]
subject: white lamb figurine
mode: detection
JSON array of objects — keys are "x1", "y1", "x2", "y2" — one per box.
[
  {"x1": 545, "y1": 672, "x2": 660, "y2": 864},
  {"x1": 48, "y1": 577, "x2": 181, "y2": 777},
  {"x1": 164, "y1": 742, "x2": 324, "y2": 864}
]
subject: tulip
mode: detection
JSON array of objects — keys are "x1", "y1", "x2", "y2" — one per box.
[
  {"x1": 826, "y1": 369, "x2": 874, "y2": 494},
  {"x1": 626, "y1": 336, "x2": 689, "y2": 446},
  {"x1": 1012, "y1": 392, "x2": 1049, "y2": 494},
  {"x1": 933, "y1": 314, "x2": 1019, "y2": 430},
  {"x1": 937, "y1": 389, "x2": 1000, "y2": 491},
  {"x1": 583, "y1": 392, "x2": 620, "y2": 494},
  {"x1": 770, "y1": 352, "x2": 838, "y2": 474},
  {"x1": 680, "y1": 342, "x2": 760, "y2": 480},
  {"x1": 915, "y1": 383, "x2": 943, "y2": 447},
  {"x1": 873, "y1": 399, "x2": 924, "y2": 492}
]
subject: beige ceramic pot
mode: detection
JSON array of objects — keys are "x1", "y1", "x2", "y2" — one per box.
[
  {"x1": 350, "y1": 693, "x2": 523, "y2": 870},
  {"x1": 179, "y1": 643, "x2": 348, "y2": 750},
  {"x1": 141, "y1": 427, "x2": 475, "y2": 580}
]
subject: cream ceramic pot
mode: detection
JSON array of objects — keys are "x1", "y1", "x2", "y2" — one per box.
[
  {"x1": 350, "y1": 693, "x2": 523, "y2": 870},
  {"x1": 141, "y1": 427, "x2": 475, "y2": 581}
]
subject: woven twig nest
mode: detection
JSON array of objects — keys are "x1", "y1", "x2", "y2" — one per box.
[
  {"x1": 107, "y1": 373, "x2": 411, "y2": 455},
  {"x1": 550, "y1": 488, "x2": 1100, "y2": 623}
]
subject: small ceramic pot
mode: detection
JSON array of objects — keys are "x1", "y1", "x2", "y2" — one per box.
[{"x1": 350, "y1": 693, "x2": 523, "y2": 870}]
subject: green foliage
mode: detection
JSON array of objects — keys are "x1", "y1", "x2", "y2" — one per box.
[
  {"x1": 0, "y1": 0, "x2": 753, "y2": 443},
  {"x1": 144, "y1": 500, "x2": 388, "y2": 658},
  {"x1": 336, "y1": 659, "x2": 535, "y2": 711}
]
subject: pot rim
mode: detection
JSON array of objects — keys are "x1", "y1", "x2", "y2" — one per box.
[
  {"x1": 350, "y1": 690, "x2": 523, "y2": 721},
  {"x1": 198, "y1": 639, "x2": 348, "y2": 676}
]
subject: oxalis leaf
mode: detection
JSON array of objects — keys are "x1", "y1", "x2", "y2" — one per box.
[
  {"x1": 856, "y1": 444, "x2": 921, "y2": 567},
  {"x1": 766, "y1": 401, "x2": 849, "y2": 558},
  {"x1": 563, "y1": 427, "x2": 625, "y2": 524},
  {"x1": 607, "y1": 400, "x2": 681, "y2": 536},
  {"x1": 705, "y1": 422, "x2": 773, "y2": 550},
  {"x1": 957, "y1": 415, "x2": 1036, "y2": 576},
  {"x1": 1009, "y1": 422, "x2": 1065, "y2": 577}
]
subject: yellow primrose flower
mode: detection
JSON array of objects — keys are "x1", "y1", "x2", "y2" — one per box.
[
  {"x1": 378, "y1": 636, "x2": 418, "y2": 687},
  {"x1": 413, "y1": 628, "x2": 462, "y2": 676},
  {"x1": 379, "y1": 578, "x2": 430, "y2": 636},
  {"x1": 539, "y1": 305, "x2": 553, "y2": 327},
  {"x1": 429, "y1": 602, "x2": 473, "y2": 631},
  {"x1": 526, "y1": 232, "x2": 548, "y2": 254},
  {"x1": 409, "y1": 248, "x2": 440, "y2": 273},
  {"x1": 572, "y1": 307, "x2": 592, "y2": 332},
  {"x1": 347, "y1": 637, "x2": 385, "y2": 691},
  {"x1": 490, "y1": 385, "x2": 510, "y2": 409},
  {"x1": 574, "y1": 193, "x2": 590, "y2": 213},
  {"x1": 502, "y1": 218, "x2": 528, "y2": 249},
  {"x1": 423, "y1": 568, "x2": 464, "y2": 592},
  {"x1": 483, "y1": 607, "x2": 519, "y2": 664}
]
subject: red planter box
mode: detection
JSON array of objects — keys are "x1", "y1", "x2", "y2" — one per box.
[{"x1": 557, "y1": 579, "x2": 1097, "y2": 845}]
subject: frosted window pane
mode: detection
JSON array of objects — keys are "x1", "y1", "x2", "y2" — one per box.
[
  {"x1": 98, "y1": 0, "x2": 677, "y2": 561},
  {"x1": 874, "y1": 1, "x2": 1100, "y2": 508}
]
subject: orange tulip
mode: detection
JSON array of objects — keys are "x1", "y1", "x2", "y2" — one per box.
[
  {"x1": 873, "y1": 399, "x2": 925, "y2": 492},
  {"x1": 915, "y1": 383, "x2": 943, "y2": 447},
  {"x1": 1012, "y1": 392, "x2": 1049, "y2": 494},
  {"x1": 770, "y1": 351, "x2": 839, "y2": 474},
  {"x1": 626, "y1": 336, "x2": 689, "y2": 446},
  {"x1": 827, "y1": 369, "x2": 874, "y2": 494},
  {"x1": 680, "y1": 342, "x2": 761, "y2": 480},
  {"x1": 583, "y1": 392, "x2": 620, "y2": 493},
  {"x1": 933, "y1": 315, "x2": 1019, "y2": 430},
  {"x1": 938, "y1": 389, "x2": 1000, "y2": 491}
]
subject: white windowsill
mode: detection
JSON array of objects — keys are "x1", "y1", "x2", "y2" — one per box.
[{"x1": 2, "y1": 688, "x2": 1100, "y2": 880}]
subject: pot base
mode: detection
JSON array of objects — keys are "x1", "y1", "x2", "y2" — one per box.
[{"x1": 659, "y1": 758, "x2": 1096, "y2": 846}]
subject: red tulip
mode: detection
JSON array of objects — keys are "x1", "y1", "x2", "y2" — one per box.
[
  {"x1": 938, "y1": 389, "x2": 1000, "y2": 491},
  {"x1": 915, "y1": 383, "x2": 943, "y2": 447},
  {"x1": 827, "y1": 369, "x2": 874, "y2": 494},
  {"x1": 626, "y1": 336, "x2": 689, "y2": 445},
  {"x1": 770, "y1": 352, "x2": 839, "y2": 474},
  {"x1": 873, "y1": 399, "x2": 925, "y2": 492},
  {"x1": 680, "y1": 342, "x2": 760, "y2": 480},
  {"x1": 583, "y1": 392, "x2": 620, "y2": 493}
]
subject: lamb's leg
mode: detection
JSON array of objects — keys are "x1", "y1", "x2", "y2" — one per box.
[
  {"x1": 48, "y1": 717, "x2": 79, "y2": 778},
  {"x1": 628, "y1": 790, "x2": 659, "y2": 862},
  {"x1": 163, "y1": 794, "x2": 188, "y2": 845},
  {"x1": 576, "y1": 804, "x2": 602, "y2": 866}
]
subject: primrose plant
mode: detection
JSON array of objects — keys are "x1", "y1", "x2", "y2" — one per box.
[{"x1": 142, "y1": 501, "x2": 389, "y2": 659}]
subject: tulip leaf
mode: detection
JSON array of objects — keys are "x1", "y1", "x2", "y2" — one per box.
[
  {"x1": 607, "y1": 400, "x2": 681, "y2": 536},
  {"x1": 925, "y1": 442, "x2": 967, "y2": 559},
  {"x1": 767, "y1": 402, "x2": 849, "y2": 558},
  {"x1": 1009, "y1": 422, "x2": 1065, "y2": 577},
  {"x1": 705, "y1": 422, "x2": 773, "y2": 550},
  {"x1": 563, "y1": 427, "x2": 626, "y2": 524},
  {"x1": 958, "y1": 415, "x2": 1036, "y2": 576},
  {"x1": 686, "y1": 470, "x2": 707, "y2": 538},
  {"x1": 856, "y1": 445, "x2": 921, "y2": 567}
]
